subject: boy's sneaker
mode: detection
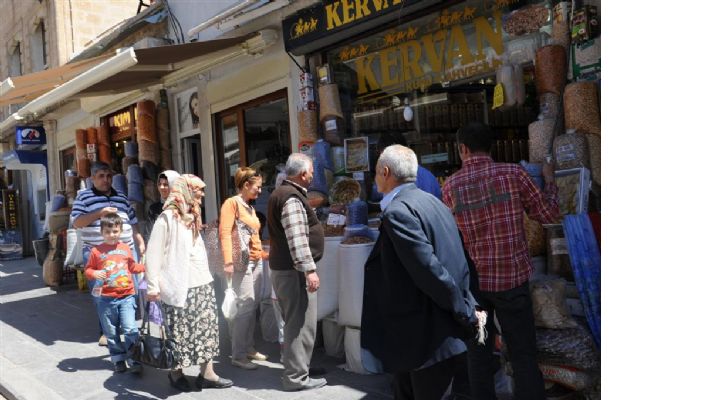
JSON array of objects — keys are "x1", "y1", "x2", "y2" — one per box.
[
  {"x1": 114, "y1": 361, "x2": 128, "y2": 373},
  {"x1": 127, "y1": 361, "x2": 143, "y2": 375},
  {"x1": 98, "y1": 335, "x2": 108, "y2": 346}
]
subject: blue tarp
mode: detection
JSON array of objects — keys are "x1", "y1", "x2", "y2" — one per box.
[{"x1": 563, "y1": 214, "x2": 601, "y2": 347}]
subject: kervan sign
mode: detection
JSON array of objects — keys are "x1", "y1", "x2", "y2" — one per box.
[
  {"x1": 15, "y1": 126, "x2": 46, "y2": 145},
  {"x1": 283, "y1": 0, "x2": 425, "y2": 54},
  {"x1": 338, "y1": 9, "x2": 505, "y2": 95}
]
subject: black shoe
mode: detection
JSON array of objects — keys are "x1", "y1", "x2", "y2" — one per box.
[
  {"x1": 309, "y1": 367, "x2": 327, "y2": 376},
  {"x1": 195, "y1": 374, "x2": 233, "y2": 391},
  {"x1": 168, "y1": 373, "x2": 191, "y2": 392},
  {"x1": 114, "y1": 361, "x2": 128, "y2": 373},
  {"x1": 127, "y1": 362, "x2": 143, "y2": 375}
]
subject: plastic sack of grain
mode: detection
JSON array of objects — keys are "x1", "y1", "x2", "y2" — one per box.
[
  {"x1": 124, "y1": 141, "x2": 138, "y2": 158},
  {"x1": 530, "y1": 278, "x2": 577, "y2": 329},
  {"x1": 313, "y1": 140, "x2": 334, "y2": 171},
  {"x1": 319, "y1": 84, "x2": 344, "y2": 122},
  {"x1": 553, "y1": 130, "x2": 589, "y2": 170},
  {"x1": 127, "y1": 164, "x2": 143, "y2": 184},
  {"x1": 112, "y1": 174, "x2": 127, "y2": 196},
  {"x1": 513, "y1": 64, "x2": 526, "y2": 106},
  {"x1": 122, "y1": 157, "x2": 138, "y2": 175},
  {"x1": 586, "y1": 134, "x2": 601, "y2": 186},
  {"x1": 550, "y1": 2, "x2": 571, "y2": 50},
  {"x1": 528, "y1": 119, "x2": 556, "y2": 163},
  {"x1": 524, "y1": 213, "x2": 545, "y2": 256},
  {"x1": 539, "y1": 93, "x2": 560, "y2": 119},
  {"x1": 564, "y1": 82, "x2": 600, "y2": 135},
  {"x1": 535, "y1": 45, "x2": 567, "y2": 96},
  {"x1": 297, "y1": 110, "x2": 318, "y2": 143},
  {"x1": 496, "y1": 64, "x2": 517, "y2": 108}
]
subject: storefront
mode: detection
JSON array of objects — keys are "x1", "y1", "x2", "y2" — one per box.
[{"x1": 279, "y1": 0, "x2": 602, "y2": 395}]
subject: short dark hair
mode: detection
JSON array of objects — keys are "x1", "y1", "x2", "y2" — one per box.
[
  {"x1": 456, "y1": 122, "x2": 496, "y2": 153},
  {"x1": 91, "y1": 161, "x2": 113, "y2": 176},
  {"x1": 100, "y1": 212, "x2": 123, "y2": 231}
]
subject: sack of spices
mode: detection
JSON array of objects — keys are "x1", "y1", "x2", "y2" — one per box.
[
  {"x1": 531, "y1": 278, "x2": 577, "y2": 329},
  {"x1": 524, "y1": 213, "x2": 546, "y2": 256}
]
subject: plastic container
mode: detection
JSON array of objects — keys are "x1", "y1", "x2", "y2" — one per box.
[
  {"x1": 338, "y1": 242, "x2": 374, "y2": 328},
  {"x1": 112, "y1": 174, "x2": 127, "y2": 195},
  {"x1": 50, "y1": 193, "x2": 66, "y2": 212},
  {"x1": 554, "y1": 167, "x2": 591, "y2": 215},
  {"x1": 331, "y1": 146, "x2": 346, "y2": 174},
  {"x1": 553, "y1": 129, "x2": 589, "y2": 170},
  {"x1": 316, "y1": 237, "x2": 343, "y2": 320}
]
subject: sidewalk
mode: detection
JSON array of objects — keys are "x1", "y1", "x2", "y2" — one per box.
[{"x1": 0, "y1": 257, "x2": 393, "y2": 400}]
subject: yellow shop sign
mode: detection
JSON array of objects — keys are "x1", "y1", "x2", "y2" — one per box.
[
  {"x1": 325, "y1": 0, "x2": 404, "y2": 30},
  {"x1": 343, "y1": 10, "x2": 504, "y2": 95}
]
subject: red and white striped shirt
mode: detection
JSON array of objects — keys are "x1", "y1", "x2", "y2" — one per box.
[{"x1": 442, "y1": 155, "x2": 560, "y2": 292}]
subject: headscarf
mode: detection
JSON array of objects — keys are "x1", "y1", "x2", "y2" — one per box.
[
  {"x1": 160, "y1": 170, "x2": 180, "y2": 192},
  {"x1": 163, "y1": 174, "x2": 206, "y2": 240}
]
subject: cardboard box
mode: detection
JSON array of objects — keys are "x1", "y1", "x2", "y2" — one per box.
[{"x1": 571, "y1": 6, "x2": 599, "y2": 44}]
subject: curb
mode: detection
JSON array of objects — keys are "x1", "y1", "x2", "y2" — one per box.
[{"x1": 0, "y1": 355, "x2": 64, "y2": 400}]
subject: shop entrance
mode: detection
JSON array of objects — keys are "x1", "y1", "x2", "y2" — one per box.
[{"x1": 214, "y1": 89, "x2": 291, "y2": 204}]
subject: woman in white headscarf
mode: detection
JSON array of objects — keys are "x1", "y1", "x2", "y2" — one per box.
[{"x1": 145, "y1": 174, "x2": 232, "y2": 392}]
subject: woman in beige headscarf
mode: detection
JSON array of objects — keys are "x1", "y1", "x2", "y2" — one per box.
[{"x1": 145, "y1": 174, "x2": 232, "y2": 392}]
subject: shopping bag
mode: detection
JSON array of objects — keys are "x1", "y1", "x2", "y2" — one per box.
[{"x1": 221, "y1": 279, "x2": 238, "y2": 320}]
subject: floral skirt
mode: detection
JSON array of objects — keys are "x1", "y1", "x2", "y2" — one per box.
[{"x1": 162, "y1": 283, "x2": 220, "y2": 368}]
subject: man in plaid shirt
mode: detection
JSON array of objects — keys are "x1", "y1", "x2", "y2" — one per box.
[
  {"x1": 442, "y1": 122, "x2": 560, "y2": 400},
  {"x1": 267, "y1": 153, "x2": 327, "y2": 392}
]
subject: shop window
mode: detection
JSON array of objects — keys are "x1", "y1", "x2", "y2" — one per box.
[
  {"x1": 30, "y1": 20, "x2": 48, "y2": 72},
  {"x1": 60, "y1": 146, "x2": 75, "y2": 187},
  {"x1": 9, "y1": 43, "x2": 22, "y2": 76},
  {"x1": 214, "y1": 89, "x2": 291, "y2": 202},
  {"x1": 324, "y1": 0, "x2": 537, "y2": 186}
]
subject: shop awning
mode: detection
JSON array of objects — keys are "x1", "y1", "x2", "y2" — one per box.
[
  {"x1": 0, "y1": 32, "x2": 273, "y2": 133},
  {"x1": 0, "y1": 55, "x2": 113, "y2": 107}
]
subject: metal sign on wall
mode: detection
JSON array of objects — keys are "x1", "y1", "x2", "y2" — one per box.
[{"x1": 15, "y1": 126, "x2": 46, "y2": 145}]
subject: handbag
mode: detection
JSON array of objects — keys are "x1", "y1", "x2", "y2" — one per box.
[
  {"x1": 231, "y1": 218, "x2": 254, "y2": 273},
  {"x1": 130, "y1": 302, "x2": 181, "y2": 370}
]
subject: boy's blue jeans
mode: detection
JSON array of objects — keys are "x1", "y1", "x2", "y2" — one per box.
[{"x1": 96, "y1": 295, "x2": 139, "y2": 363}]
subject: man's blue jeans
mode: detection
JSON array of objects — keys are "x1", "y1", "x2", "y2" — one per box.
[{"x1": 95, "y1": 295, "x2": 139, "y2": 363}]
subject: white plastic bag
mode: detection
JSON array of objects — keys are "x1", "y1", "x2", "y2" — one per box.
[{"x1": 221, "y1": 279, "x2": 238, "y2": 320}]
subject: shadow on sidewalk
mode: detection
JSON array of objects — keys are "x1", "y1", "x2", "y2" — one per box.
[{"x1": 57, "y1": 355, "x2": 113, "y2": 372}]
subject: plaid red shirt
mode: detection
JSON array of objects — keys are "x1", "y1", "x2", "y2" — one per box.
[{"x1": 442, "y1": 155, "x2": 560, "y2": 292}]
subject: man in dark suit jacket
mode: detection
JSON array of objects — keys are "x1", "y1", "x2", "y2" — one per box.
[{"x1": 361, "y1": 144, "x2": 480, "y2": 400}]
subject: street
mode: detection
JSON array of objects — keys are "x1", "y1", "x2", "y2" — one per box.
[{"x1": 0, "y1": 257, "x2": 393, "y2": 400}]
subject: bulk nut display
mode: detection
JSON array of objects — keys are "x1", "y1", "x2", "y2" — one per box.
[
  {"x1": 528, "y1": 119, "x2": 556, "y2": 163},
  {"x1": 535, "y1": 45, "x2": 567, "y2": 96},
  {"x1": 564, "y1": 82, "x2": 601, "y2": 136},
  {"x1": 503, "y1": 3, "x2": 551, "y2": 36}
]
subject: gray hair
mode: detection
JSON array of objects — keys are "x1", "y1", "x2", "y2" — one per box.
[
  {"x1": 285, "y1": 153, "x2": 313, "y2": 177},
  {"x1": 377, "y1": 145, "x2": 417, "y2": 183},
  {"x1": 90, "y1": 161, "x2": 113, "y2": 176}
]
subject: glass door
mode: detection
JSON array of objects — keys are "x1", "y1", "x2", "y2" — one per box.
[{"x1": 214, "y1": 89, "x2": 291, "y2": 203}]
